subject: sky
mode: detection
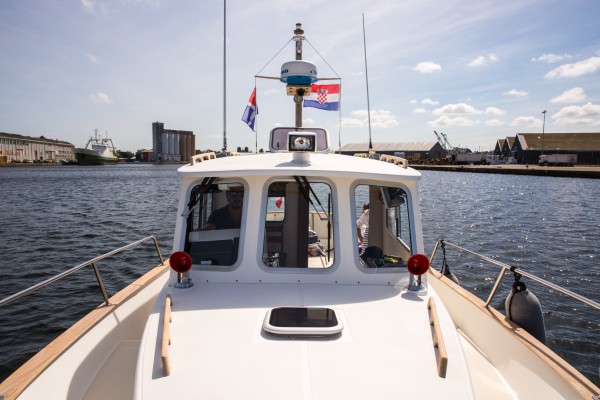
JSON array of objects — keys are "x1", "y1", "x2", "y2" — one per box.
[{"x1": 1, "y1": 0, "x2": 600, "y2": 153}]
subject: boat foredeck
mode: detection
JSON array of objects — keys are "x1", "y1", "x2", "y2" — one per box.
[{"x1": 135, "y1": 282, "x2": 476, "y2": 400}]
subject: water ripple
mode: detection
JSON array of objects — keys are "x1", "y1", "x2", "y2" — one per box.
[{"x1": 0, "y1": 166, "x2": 598, "y2": 385}]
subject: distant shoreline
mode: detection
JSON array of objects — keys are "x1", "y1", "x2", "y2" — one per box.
[
  {"x1": 0, "y1": 162, "x2": 63, "y2": 167},
  {"x1": 412, "y1": 164, "x2": 600, "y2": 179},
  {"x1": 2, "y1": 161, "x2": 599, "y2": 179}
]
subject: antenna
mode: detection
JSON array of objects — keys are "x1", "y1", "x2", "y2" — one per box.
[
  {"x1": 222, "y1": 0, "x2": 227, "y2": 153},
  {"x1": 362, "y1": 14, "x2": 373, "y2": 152}
]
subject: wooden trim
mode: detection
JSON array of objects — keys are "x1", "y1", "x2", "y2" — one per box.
[
  {"x1": 428, "y1": 268, "x2": 600, "y2": 398},
  {"x1": 190, "y1": 152, "x2": 216, "y2": 165},
  {"x1": 427, "y1": 297, "x2": 448, "y2": 378},
  {"x1": 161, "y1": 294, "x2": 173, "y2": 376},
  {"x1": 0, "y1": 263, "x2": 170, "y2": 400}
]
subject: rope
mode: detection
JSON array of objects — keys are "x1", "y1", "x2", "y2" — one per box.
[
  {"x1": 305, "y1": 39, "x2": 341, "y2": 79},
  {"x1": 255, "y1": 38, "x2": 292, "y2": 76},
  {"x1": 440, "y1": 240, "x2": 450, "y2": 276}
]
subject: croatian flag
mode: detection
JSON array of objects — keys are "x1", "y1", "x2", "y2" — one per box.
[
  {"x1": 303, "y1": 84, "x2": 340, "y2": 111},
  {"x1": 242, "y1": 88, "x2": 258, "y2": 131}
]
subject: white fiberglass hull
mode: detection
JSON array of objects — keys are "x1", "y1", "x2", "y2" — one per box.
[
  {"x1": 0, "y1": 264, "x2": 169, "y2": 400},
  {"x1": 2, "y1": 268, "x2": 598, "y2": 399}
]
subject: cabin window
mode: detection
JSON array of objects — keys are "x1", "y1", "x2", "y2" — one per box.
[
  {"x1": 184, "y1": 179, "x2": 245, "y2": 267},
  {"x1": 262, "y1": 178, "x2": 334, "y2": 268},
  {"x1": 354, "y1": 184, "x2": 411, "y2": 268}
]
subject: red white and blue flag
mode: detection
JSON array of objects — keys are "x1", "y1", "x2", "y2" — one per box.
[
  {"x1": 241, "y1": 88, "x2": 258, "y2": 131},
  {"x1": 303, "y1": 84, "x2": 340, "y2": 111}
]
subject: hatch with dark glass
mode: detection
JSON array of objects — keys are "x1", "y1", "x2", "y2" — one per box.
[{"x1": 263, "y1": 307, "x2": 343, "y2": 337}]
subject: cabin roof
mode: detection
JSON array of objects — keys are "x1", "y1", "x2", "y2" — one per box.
[{"x1": 177, "y1": 152, "x2": 421, "y2": 181}]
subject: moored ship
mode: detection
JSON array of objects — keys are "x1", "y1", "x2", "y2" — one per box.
[{"x1": 74, "y1": 129, "x2": 118, "y2": 165}]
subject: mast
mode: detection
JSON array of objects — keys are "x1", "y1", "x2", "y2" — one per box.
[
  {"x1": 362, "y1": 14, "x2": 373, "y2": 153},
  {"x1": 222, "y1": 0, "x2": 227, "y2": 153},
  {"x1": 293, "y1": 23, "x2": 304, "y2": 128}
]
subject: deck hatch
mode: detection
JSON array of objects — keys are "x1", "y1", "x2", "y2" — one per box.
[{"x1": 263, "y1": 307, "x2": 343, "y2": 337}]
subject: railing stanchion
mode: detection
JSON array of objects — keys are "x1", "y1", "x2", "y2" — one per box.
[
  {"x1": 430, "y1": 240, "x2": 600, "y2": 312},
  {"x1": 485, "y1": 267, "x2": 508, "y2": 308},
  {"x1": 0, "y1": 236, "x2": 165, "y2": 309},
  {"x1": 91, "y1": 262, "x2": 111, "y2": 306}
]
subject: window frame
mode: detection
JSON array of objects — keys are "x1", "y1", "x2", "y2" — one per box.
[
  {"x1": 258, "y1": 176, "x2": 338, "y2": 272},
  {"x1": 183, "y1": 177, "x2": 248, "y2": 271},
  {"x1": 351, "y1": 181, "x2": 415, "y2": 271}
]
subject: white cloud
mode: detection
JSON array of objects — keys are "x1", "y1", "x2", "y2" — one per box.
[
  {"x1": 509, "y1": 116, "x2": 542, "y2": 127},
  {"x1": 409, "y1": 99, "x2": 418, "y2": 104},
  {"x1": 81, "y1": 0, "x2": 155, "y2": 15},
  {"x1": 503, "y1": 89, "x2": 529, "y2": 97},
  {"x1": 485, "y1": 119, "x2": 505, "y2": 127},
  {"x1": 302, "y1": 118, "x2": 315, "y2": 125},
  {"x1": 545, "y1": 56, "x2": 600, "y2": 78},
  {"x1": 90, "y1": 92, "x2": 112, "y2": 104},
  {"x1": 414, "y1": 61, "x2": 442, "y2": 74},
  {"x1": 413, "y1": 108, "x2": 427, "y2": 113},
  {"x1": 531, "y1": 53, "x2": 572, "y2": 63},
  {"x1": 468, "y1": 54, "x2": 499, "y2": 67},
  {"x1": 432, "y1": 103, "x2": 481, "y2": 116},
  {"x1": 86, "y1": 53, "x2": 99, "y2": 63},
  {"x1": 427, "y1": 115, "x2": 474, "y2": 127},
  {"x1": 421, "y1": 98, "x2": 439, "y2": 105},
  {"x1": 340, "y1": 117, "x2": 364, "y2": 128},
  {"x1": 551, "y1": 102, "x2": 600, "y2": 126},
  {"x1": 341, "y1": 109, "x2": 400, "y2": 128},
  {"x1": 81, "y1": 0, "x2": 95, "y2": 13},
  {"x1": 484, "y1": 106, "x2": 506, "y2": 116},
  {"x1": 551, "y1": 87, "x2": 587, "y2": 103}
]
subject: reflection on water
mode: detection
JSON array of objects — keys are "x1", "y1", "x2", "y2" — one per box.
[
  {"x1": 0, "y1": 165, "x2": 598, "y2": 385},
  {"x1": 419, "y1": 170, "x2": 600, "y2": 385}
]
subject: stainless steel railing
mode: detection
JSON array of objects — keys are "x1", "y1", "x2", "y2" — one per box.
[
  {"x1": 0, "y1": 236, "x2": 165, "y2": 308},
  {"x1": 429, "y1": 239, "x2": 600, "y2": 311}
]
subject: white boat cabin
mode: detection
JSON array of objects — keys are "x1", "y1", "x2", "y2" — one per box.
[{"x1": 132, "y1": 128, "x2": 477, "y2": 400}]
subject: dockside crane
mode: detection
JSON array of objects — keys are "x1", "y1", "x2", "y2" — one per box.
[{"x1": 434, "y1": 131, "x2": 454, "y2": 153}]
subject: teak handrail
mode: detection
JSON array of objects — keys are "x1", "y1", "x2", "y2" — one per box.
[
  {"x1": 161, "y1": 294, "x2": 173, "y2": 376},
  {"x1": 428, "y1": 297, "x2": 448, "y2": 378}
]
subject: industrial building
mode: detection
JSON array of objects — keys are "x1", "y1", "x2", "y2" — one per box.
[
  {"x1": 494, "y1": 137, "x2": 515, "y2": 159},
  {"x1": 338, "y1": 141, "x2": 445, "y2": 160},
  {"x1": 0, "y1": 132, "x2": 75, "y2": 163},
  {"x1": 151, "y1": 122, "x2": 196, "y2": 163},
  {"x1": 496, "y1": 132, "x2": 600, "y2": 164}
]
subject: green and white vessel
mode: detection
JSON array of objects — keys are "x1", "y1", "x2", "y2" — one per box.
[{"x1": 75, "y1": 129, "x2": 118, "y2": 165}]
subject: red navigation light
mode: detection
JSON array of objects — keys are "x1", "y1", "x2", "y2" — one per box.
[
  {"x1": 169, "y1": 251, "x2": 193, "y2": 273},
  {"x1": 407, "y1": 254, "x2": 430, "y2": 276}
]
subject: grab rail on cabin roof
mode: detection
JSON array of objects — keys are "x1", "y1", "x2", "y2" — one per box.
[
  {"x1": 190, "y1": 152, "x2": 216, "y2": 165},
  {"x1": 429, "y1": 239, "x2": 600, "y2": 312},
  {"x1": 0, "y1": 236, "x2": 165, "y2": 309},
  {"x1": 353, "y1": 153, "x2": 408, "y2": 169}
]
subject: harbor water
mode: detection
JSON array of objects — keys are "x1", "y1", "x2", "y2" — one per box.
[{"x1": 0, "y1": 164, "x2": 598, "y2": 386}]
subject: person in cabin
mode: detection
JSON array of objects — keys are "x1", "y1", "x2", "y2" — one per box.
[
  {"x1": 202, "y1": 186, "x2": 244, "y2": 230},
  {"x1": 357, "y1": 202, "x2": 370, "y2": 255}
]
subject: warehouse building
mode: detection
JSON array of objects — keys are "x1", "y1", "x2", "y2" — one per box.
[
  {"x1": 0, "y1": 132, "x2": 75, "y2": 163},
  {"x1": 494, "y1": 137, "x2": 515, "y2": 159},
  {"x1": 152, "y1": 122, "x2": 196, "y2": 163},
  {"x1": 338, "y1": 141, "x2": 445, "y2": 160},
  {"x1": 510, "y1": 132, "x2": 600, "y2": 164}
]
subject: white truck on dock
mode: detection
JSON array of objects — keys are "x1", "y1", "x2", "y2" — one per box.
[
  {"x1": 538, "y1": 154, "x2": 577, "y2": 166},
  {"x1": 453, "y1": 153, "x2": 499, "y2": 165}
]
